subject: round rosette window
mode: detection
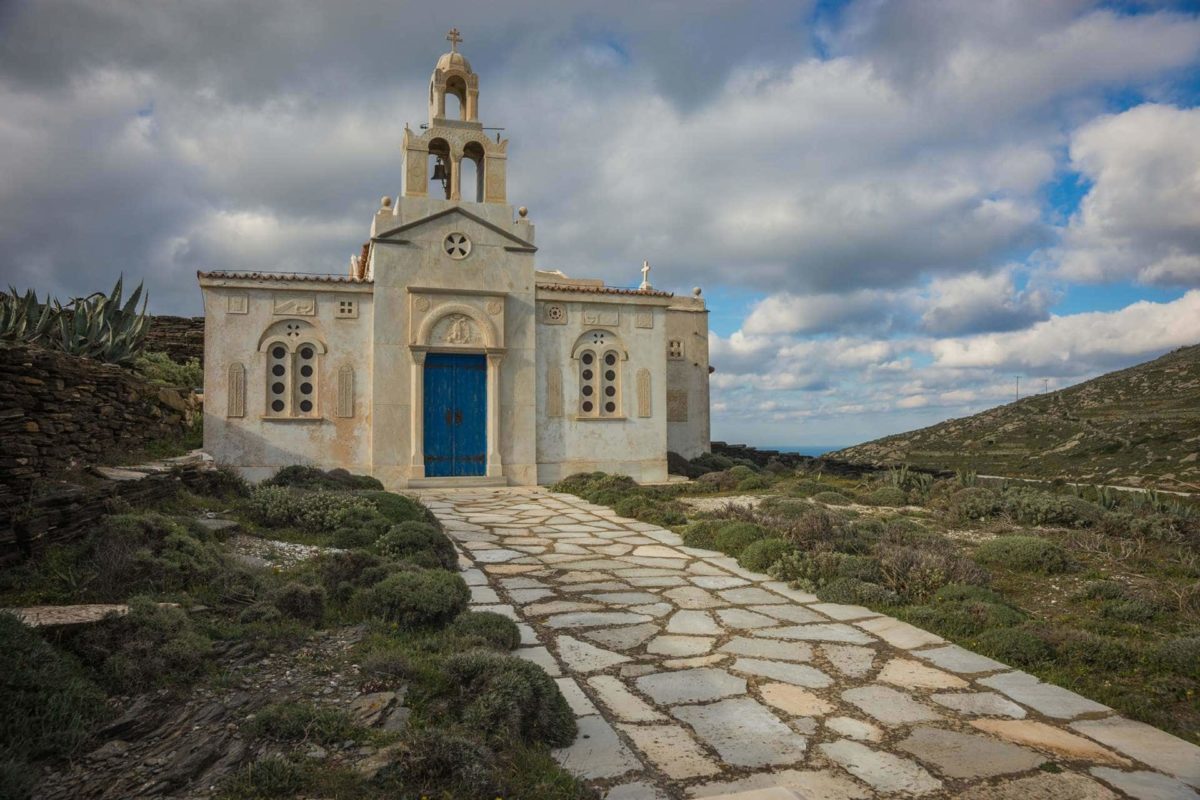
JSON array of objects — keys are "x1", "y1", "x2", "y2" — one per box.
[{"x1": 443, "y1": 232, "x2": 472, "y2": 260}]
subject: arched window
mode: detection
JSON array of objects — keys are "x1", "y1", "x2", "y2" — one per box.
[
  {"x1": 428, "y1": 138, "x2": 450, "y2": 199},
  {"x1": 259, "y1": 319, "x2": 326, "y2": 418},
  {"x1": 573, "y1": 329, "x2": 624, "y2": 418},
  {"x1": 462, "y1": 141, "x2": 485, "y2": 202},
  {"x1": 445, "y1": 75, "x2": 467, "y2": 120}
]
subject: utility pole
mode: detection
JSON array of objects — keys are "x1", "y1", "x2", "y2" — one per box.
[
  {"x1": 1014, "y1": 376, "x2": 1020, "y2": 402},
  {"x1": 1043, "y1": 378, "x2": 1049, "y2": 394}
]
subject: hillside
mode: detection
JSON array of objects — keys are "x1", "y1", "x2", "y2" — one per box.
[{"x1": 832, "y1": 344, "x2": 1200, "y2": 491}]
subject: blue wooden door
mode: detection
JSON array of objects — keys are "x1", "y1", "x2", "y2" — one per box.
[{"x1": 424, "y1": 353, "x2": 487, "y2": 477}]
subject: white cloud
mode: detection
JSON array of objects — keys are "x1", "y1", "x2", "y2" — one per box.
[
  {"x1": 1058, "y1": 103, "x2": 1200, "y2": 287},
  {"x1": 920, "y1": 268, "x2": 1055, "y2": 335}
]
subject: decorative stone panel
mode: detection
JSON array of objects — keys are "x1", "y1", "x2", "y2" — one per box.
[
  {"x1": 226, "y1": 363, "x2": 245, "y2": 418},
  {"x1": 636, "y1": 369, "x2": 652, "y2": 418},
  {"x1": 335, "y1": 298, "x2": 359, "y2": 319},
  {"x1": 547, "y1": 366, "x2": 563, "y2": 417},
  {"x1": 542, "y1": 302, "x2": 567, "y2": 325},
  {"x1": 667, "y1": 389, "x2": 689, "y2": 422},
  {"x1": 227, "y1": 294, "x2": 248, "y2": 314},
  {"x1": 635, "y1": 311, "x2": 653, "y2": 329},
  {"x1": 336, "y1": 365, "x2": 355, "y2": 418},
  {"x1": 582, "y1": 307, "x2": 619, "y2": 327},
  {"x1": 273, "y1": 294, "x2": 315, "y2": 316}
]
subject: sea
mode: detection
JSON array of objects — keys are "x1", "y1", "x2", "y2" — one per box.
[{"x1": 760, "y1": 445, "x2": 845, "y2": 458}]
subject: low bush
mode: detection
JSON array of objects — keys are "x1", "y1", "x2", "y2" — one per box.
[
  {"x1": 331, "y1": 508, "x2": 391, "y2": 549},
  {"x1": 220, "y1": 756, "x2": 307, "y2": 799},
  {"x1": 681, "y1": 520, "x2": 722, "y2": 550},
  {"x1": 271, "y1": 582, "x2": 326, "y2": 626},
  {"x1": 770, "y1": 550, "x2": 879, "y2": 590},
  {"x1": 351, "y1": 569, "x2": 469, "y2": 629},
  {"x1": 780, "y1": 480, "x2": 835, "y2": 498},
  {"x1": 863, "y1": 486, "x2": 908, "y2": 507},
  {"x1": 0, "y1": 614, "x2": 108, "y2": 783},
  {"x1": 448, "y1": 611, "x2": 521, "y2": 651},
  {"x1": 374, "y1": 521, "x2": 457, "y2": 570},
  {"x1": 947, "y1": 487, "x2": 1001, "y2": 523},
  {"x1": 688, "y1": 453, "x2": 735, "y2": 473},
  {"x1": 134, "y1": 350, "x2": 203, "y2": 388},
  {"x1": 1099, "y1": 598, "x2": 1158, "y2": 623},
  {"x1": 360, "y1": 648, "x2": 412, "y2": 683},
  {"x1": 816, "y1": 578, "x2": 901, "y2": 607},
  {"x1": 264, "y1": 465, "x2": 384, "y2": 491},
  {"x1": 737, "y1": 538, "x2": 793, "y2": 573},
  {"x1": 317, "y1": 550, "x2": 389, "y2": 599},
  {"x1": 377, "y1": 728, "x2": 497, "y2": 797},
  {"x1": 237, "y1": 602, "x2": 282, "y2": 625},
  {"x1": 1156, "y1": 636, "x2": 1200, "y2": 679},
  {"x1": 1046, "y1": 629, "x2": 1136, "y2": 670},
  {"x1": 695, "y1": 471, "x2": 738, "y2": 491},
  {"x1": 974, "y1": 626, "x2": 1055, "y2": 667},
  {"x1": 68, "y1": 597, "x2": 212, "y2": 693},
  {"x1": 736, "y1": 474, "x2": 773, "y2": 492},
  {"x1": 244, "y1": 486, "x2": 378, "y2": 532},
  {"x1": 86, "y1": 512, "x2": 226, "y2": 600},
  {"x1": 758, "y1": 496, "x2": 817, "y2": 520},
  {"x1": 358, "y1": 491, "x2": 428, "y2": 524},
  {"x1": 187, "y1": 465, "x2": 251, "y2": 499},
  {"x1": 713, "y1": 522, "x2": 768, "y2": 556},
  {"x1": 829, "y1": 520, "x2": 883, "y2": 554},
  {"x1": 974, "y1": 535, "x2": 1069, "y2": 574},
  {"x1": 250, "y1": 702, "x2": 361, "y2": 745},
  {"x1": 876, "y1": 545, "x2": 989, "y2": 602},
  {"x1": 440, "y1": 650, "x2": 576, "y2": 746},
  {"x1": 902, "y1": 584, "x2": 1024, "y2": 637},
  {"x1": 811, "y1": 491, "x2": 851, "y2": 506},
  {"x1": 1001, "y1": 488, "x2": 1102, "y2": 528},
  {"x1": 612, "y1": 494, "x2": 687, "y2": 527},
  {"x1": 1077, "y1": 580, "x2": 1126, "y2": 601}
]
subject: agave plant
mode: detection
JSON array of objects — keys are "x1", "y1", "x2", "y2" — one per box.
[
  {"x1": 53, "y1": 276, "x2": 150, "y2": 365},
  {"x1": 0, "y1": 287, "x2": 58, "y2": 344}
]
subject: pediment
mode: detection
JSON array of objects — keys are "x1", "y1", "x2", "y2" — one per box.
[{"x1": 373, "y1": 206, "x2": 535, "y2": 252}]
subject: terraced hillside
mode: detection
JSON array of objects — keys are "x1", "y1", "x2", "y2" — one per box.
[{"x1": 833, "y1": 344, "x2": 1200, "y2": 491}]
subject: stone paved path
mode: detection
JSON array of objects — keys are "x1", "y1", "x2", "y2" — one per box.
[{"x1": 419, "y1": 488, "x2": 1200, "y2": 800}]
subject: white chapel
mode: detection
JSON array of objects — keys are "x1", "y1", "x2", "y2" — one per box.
[{"x1": 198, "y1": 31, "x2": 711, "y2": 488}]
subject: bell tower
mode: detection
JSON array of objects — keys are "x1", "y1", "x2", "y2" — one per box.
[{"x1": 401, "y1": 29, "x2": 508, "y2": 204}]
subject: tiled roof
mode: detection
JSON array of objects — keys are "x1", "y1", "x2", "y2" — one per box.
[
  {"x1": 536, "y1": 282, "x2": 673, "y2": 298},
  {"x1": 197, "y1": 271, "x2": 372, "y2": 284}
]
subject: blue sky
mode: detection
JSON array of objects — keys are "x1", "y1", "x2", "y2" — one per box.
[{"x1": 1, "y1": 1, "x2": 1199, "y2": 448}]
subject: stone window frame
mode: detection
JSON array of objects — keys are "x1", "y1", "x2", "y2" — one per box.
[
  {"x1": 668, "y1": 339, "x2": 685, "y2": 360},
  {"x1": 335, "y1": 298, "x2": 359, "y2": 319},
  {"x1": 572, "y1": 329, "x2": 626, "y2": 419},
  {"x1": 259, "y1": 320, "x2": 327, "y2": 420}
]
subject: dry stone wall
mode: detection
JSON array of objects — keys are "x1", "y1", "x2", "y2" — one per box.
[
  {"x1": 0, "y1": 342, "x2": 198, "y2": 507},
  {"x1": 145, "y1": 315, "x2": 205, "y2": 364}
]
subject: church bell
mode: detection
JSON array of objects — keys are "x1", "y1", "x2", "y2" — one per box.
[{"x1": 431, "y1": 158, "x2": 448, "y2": 181}]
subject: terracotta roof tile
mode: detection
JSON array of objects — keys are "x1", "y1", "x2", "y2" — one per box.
[
  {"x1": 198, "y1": 271, "x2": 372, "y2": 284},
  {"x1": 536, "y1": 282, "x2": 673, "y2": 298}
]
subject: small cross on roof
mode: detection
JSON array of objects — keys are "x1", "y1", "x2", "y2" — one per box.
[{"x1": 446, "y1": 28, "x2": 462, "y2": 51}]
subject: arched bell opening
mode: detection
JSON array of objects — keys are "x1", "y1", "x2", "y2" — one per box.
[
  {"x1": 462, "y1": 141, "x2": 485, "y2": 203},
  {"x1": 427, "y1": 137, "x2": 451, "y2": 199}
]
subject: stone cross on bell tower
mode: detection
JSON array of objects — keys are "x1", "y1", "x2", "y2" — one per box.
[
  {"x1": 399, "y1": 29, "x2": 509, "y2": 204},
  {"x1": 639, "y1": 260, "x2": 653, "y2": 290}
]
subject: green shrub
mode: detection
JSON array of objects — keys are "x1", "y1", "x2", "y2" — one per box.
[
  {"x1": 974, "y1": 627, "x2": 1055, "y2": 667},
  {"x1": 727, "y1": 465, "x2": 757, "y2": 480},
  {"x1": 68, "y1": 597, "x2": 211, "y2": 693},
  {"x1": 811, "y1": 491, "x2": 851, "y2": 506},
  {"x1": 449, "y1": 611, "x2": 521, "y2": 651},
  {"x1": 612, "y1": 495, "x2": 686, "y2": 527},
  {"x1": 681, "y1": 520, "x2": 722, "y2": 550},
  {"x1": 441, "y1": 650, "x2": 576, "y2": 746},
  {"x1": 780, "y1": 479, "x2": 833, "y2": 498},
  {"x1": 360, "y1": 648, "x2": 412, "y2": 683},
  {"x1": 974, "y1": 535, "x2": 1069, "y2": 574},
  {"x1": 358, "y1": 491, "x2": 428, "y2": 524},
  {"x1": 736, "y1": 474, "x2": 773, "y2": 492},
  {"x1": 1099, "y1": 598, "x2": 1158, "y2": 623},
  {"x1": 0, "y1": 758, "x2": 34, "y2": 800},
  {"x1": 737, "y1": 538, "x2": 793, "y2": 572},
  {"x1": 86, "y1": 512, "x2": 226, "y2": 599},
  {"x1": 1077, "y1": 580, "x2": 1126, "y2": 601},
  {"x1": 863, "y1": 486, "x2": 908, "y2": 507},
  {"x1": 829, "y1": 520, "x2": 883, "y2": 554},
  {"x1": 0, "y1": 613, "x2": 108, "y2": 771},
  {"x1": 264, "y1": 465, "x2": 384, "y2": 491},
  {"x1": 759, "y1": 496, "x2": 816, "y2": 520},
  {"x1": 902, "y1": 584, "x2": 1024, "y2": 637},
  {"x1": 272, "y1": 582, "x2": 326, "y2": 626},
  {"x1": 250, "y1": 702, "x2": 361, "y2": 744},
  {"x1": 237, "y1": 602, "x2": 282, "y2": 625},
  {"x1": 713, "y1": 522, "x2": 767, "y2": 556},
  {"x1": 134, "y1": 350, "x2": 203, "y2": 387},
  {"x1": 947, "y1": 487, "x2": 1000, "y2": 523},
  {"x1": 188, "y1": 465, "x2": 251, "y2": 499},
  {"x1": 816, "y1": 578, "x2": 901, "y2": 607},
  {"x1": 1156, "y1": 636, "x2": 1200, "y2": 679},
  {"x1": 695, "y1": 470, "x2": 739, "y2": 491},
  {"x1": 245, "y1": 485, "x2": 379, "y2": 532},
  {"x1": 377, "y1": 728, "x2": 497, "y2": 797},
  {"x1": 317, "y1": 549, "x2": 388, "y2": 596},
  {"x1": 689, "y1": 453, "x2": 735, "y2": 473},
  {"x1": 220, "y1": 756, "x2": 306, "y2": 799},
  {"x1": 374, "y1": 521, "x2": 457, "y2": 570},
  {"x1": 351, "y1": 569, "x2": 469, "y2": 629},
  {"x1": 769, "y1": 550, "x2": 879, "y2": 589},
  {"x1": 1047, "y1": 629, "x2": 1136, "y2": 670},
  {"x1": 876, "y1": 545, "x2": 989, "y2": 602},
  {"x1": 1002, "y1": 488, "x2": 1102, "y2": 527}
]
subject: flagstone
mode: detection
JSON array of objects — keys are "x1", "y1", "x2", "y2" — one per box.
[
  {"x1": 484, "y1": 563, "x2": 542, "y2": 574},
  {"x1": 666, "y1": 610, "x2": 723, "y2": 635},
  {"x1": 662, "y1": 654, "x2": 728, "y2": 669},
  {"x1": 914, "y1": 643, "x2": 1008, "y2": 674},
  {"x1": 732, "y1": 658, "x2": 833, "y2": 688},
  {"x1": 647, "y1": 635, "x2": 716, "y2": 657},
  {"x1": 689, "y1": 575, "x2": 751, "y2": 589},
  {"x1": 819, "y1": 740, "x2": 942, "y2": 795},
  {"x1": 527, "y1": 600, "x2": 604, "y2": 616},
  {"x1": 546, "y1": 611, "x2": 655, "y2": 629},
  {"x1": 552, "y1": 714, "x2": 641, "y2": 780},
  {"x1": 632, "y1": 545, "x2": 686, "y2": 559},
  {"x1": 555, "y1": 677, "x2": 599, "y2": 716},
  {"x1": 472, "y1": 603, "x2": 519, "y2": 619},
  {"x1": 854, "y1": 616, "x2": 944, "y2": 649},
  {"x1": 562, "y1": 581, "x2": 633, "y2": 593},
  {"x1": 971, "y1": 719, "x2": 1129, "y2": 765},
  {"x1": 687, "y1": 561, "x2": 730, "y2": 576},
  {"x1": 841, "y1": 685, "x2": 942, "y2": 725},
  {"x1": 1070, "y1": 717, "x2": 1200, "y2": 787},
  {"x1": 586, "y1": 592, "x2": 664, "y2": 605},
  {"x1": 627, "y1": 575, "x2": 689, "y2": 587},
  {"x1": 664, "y1": 586, "x2": 728, "y2": 609},
  {"x1": 614, "y1": 567, "x2": 683, "y2": 577},
  {"x1": 471, "y1": 548, "x2": 524, "y2": 563},
  {"x1": 619, "y1": 724, "x2": 722, "y2": 779},
  {"x1": 819, "y1": 645, "x2": 875, "y2": 678},
  {"x1": 499, "y1": 576, "x2": 547, "y2": 589},
  {"x1": 980, "y1": 671, "x2": 1111, "y2": 719},
  {"x1": 716, "y1": 608, "x2": 780, "y2": 629},
  {"x1": 636, "y1": 668, "x2": 747, "y2": 705},
  {"x1": 558, "y1": 570, "x2": 615, "y2": 583},
  {"x1": 469, "y1": 585, "x2": 501, "y2": 604},
  {"x1": 760, "y1": 683, "x2": 835, "y2": 716},
  {"x1": 687, "y1": 769, "x2": 870, "y2": 799},
  {"x1": 877, "y1": 657, "x2": 969, "y2": 690},
  {"x1": 720, "y1": 637, "x2": 813, "y2": 662},
  {"x1": 621, "y1": 663, "x2": 661, "y2": 678},
  {"x1": 581, "y1": 623, "x2": 660, "y2": 650},
  {"x1": 630, "y1": 602, "x2": 674, "y2": 617},
  {"x1": 516, "y1": 645, "x2": 562, "y2": 677},
  {"x1": 762, "y1": 582, "x2": 820, "y2": 602},
  {"x1": 517, "y1": 622, "x2": 539, "y2": 645},
  {"x1": 672, "y1": 697, "x2": 809, "y2": 768},
  {"x1": 896, "y1": 726, "x2": 1043, "y2": 779},
  {"x1": 755, "y1": 624, "x2": 875, "y2": 645},
  {"x1": 956, "y1": 772, "x2": 1117, "y2": 799},
  {"x1": 750, "y1": 604, "x2": 827, "y2": 624},
  {"x1": 825, "y1": 716, "x2": 883, "y2": 742},
  {"x1": 932, "y1": 691, "x2": 1027, "y2": 718},
  {"x1": 606, "y1": 783, "x2": 668, "y2": 800},
  {"x1": 626, "y1": 556, "x2": 689, "y2": 570},
  {"x1": 1089, "y1": 768, "x2": 1200, "y2": 800},
  {"x1": 557, "y1": 635, "x2": 633, "y2": 672},
  {"x1": 719, "y1": 586, "x2": 788, "y2": 604},
  {"x1": 460, "y1": 568, "x2": 488, "y2": 585},
  {"x1": 808, "y1": 603, "x2": 878, "y2": 621},
  {"x1": 587, "y1": 675, "x2": 667, "y2": 722}
]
